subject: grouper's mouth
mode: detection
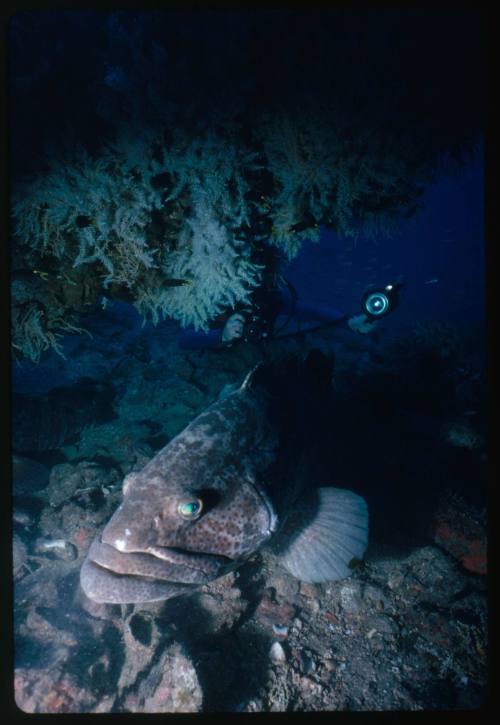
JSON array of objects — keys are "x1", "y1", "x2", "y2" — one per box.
[{"x1": 80, "y1": 535, "x2": 234, "y2": 604}]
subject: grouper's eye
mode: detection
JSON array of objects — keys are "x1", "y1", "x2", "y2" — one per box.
[{"x1": 177, "y1": 498, "x2": 203, "y2": 520}]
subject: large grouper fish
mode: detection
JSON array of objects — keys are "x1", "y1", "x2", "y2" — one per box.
[{"x1": 80, "y1": 351, "x2": 368, "y2": 604}]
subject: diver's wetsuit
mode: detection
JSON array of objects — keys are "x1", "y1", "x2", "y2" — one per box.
[{"x1": 177, "y1": 288, "x2": 348, "y2": 350}]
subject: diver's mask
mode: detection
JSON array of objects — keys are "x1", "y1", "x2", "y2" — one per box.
[{"x1": 361, "y1": 281, "x2": 403, "y2": 320}]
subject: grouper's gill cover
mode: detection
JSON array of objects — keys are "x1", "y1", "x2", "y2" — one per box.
[{"x1": 80, "y1": 351, "x2": 369, "y2": 604}]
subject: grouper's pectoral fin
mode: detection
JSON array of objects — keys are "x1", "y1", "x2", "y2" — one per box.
[{"x1": 275, "y1": 487, "x2": 369, "y2": 583}]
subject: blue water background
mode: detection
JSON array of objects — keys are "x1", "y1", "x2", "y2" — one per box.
[{"x1": 287, "y1": 150, "x2": 484, "y2": 331}]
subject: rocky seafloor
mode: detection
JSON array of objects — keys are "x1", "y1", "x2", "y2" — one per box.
[{"x1": 12, "y1": 316, "x2": 488, "y2": 712}]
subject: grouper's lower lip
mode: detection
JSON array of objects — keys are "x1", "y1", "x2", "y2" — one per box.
[
  {"x1": 88, "y1": 536, "x2": 231, "y2": 584},
  {"x1": 79, "y1": 534, "x2": 235, "y2": 604}
]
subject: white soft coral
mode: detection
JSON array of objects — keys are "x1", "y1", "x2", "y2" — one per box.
[{"x1": 136, "y1": 192, "x2": 261, "y2": 329}]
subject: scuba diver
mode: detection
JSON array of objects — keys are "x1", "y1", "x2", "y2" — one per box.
[{"x1": 177, "y1": 242, "x2": 404, "y2": 350}]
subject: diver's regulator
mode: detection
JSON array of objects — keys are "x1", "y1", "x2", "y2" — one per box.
[{"x1": 361, "y1": 281, "x2": 403, "y2": 321}]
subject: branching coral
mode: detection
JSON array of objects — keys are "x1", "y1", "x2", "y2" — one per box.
[
  {"x1": 261, "y1": 113, "x2": 346, "y2": 240},
  {"x1": 11, "y1": 301, "x2": 90, "y2": 364},
  {"x1": 12, "y1": 125, "x2": 271, "y2": 347},
  {"x1": 12, "y1": 138, "x2": 163, "y2": 289},
  {"x1": 256, "y1": 109, "x2": 414, "y2": 257},
  {"x1": 162, "y1": 128, "x2": 261, "y2": 229},
  {"x1": 135, "y1": 195, "x2": 262, "y2": 329},
  {"x1": 10, "y1": 108, "x2": 448, "y2": 360}
]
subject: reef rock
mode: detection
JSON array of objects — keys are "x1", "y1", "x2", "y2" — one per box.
[{"x1": 123, "y1": 642, "x2": 202, "y2": 713}]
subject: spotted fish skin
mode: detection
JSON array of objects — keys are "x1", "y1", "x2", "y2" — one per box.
[
  {"x1": 80, "y1": 352, "x2": 368, "y2": 604},
  {"x1": 80, "y1": 368, "x2": 282, "y2": 603}
]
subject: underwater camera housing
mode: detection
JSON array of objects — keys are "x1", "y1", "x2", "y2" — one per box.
[
  {"x1": 241, "y1": 304, "x2": 274, "y2": 342},
  {"x1": 240, "y1": 286, "x2": 284, "y2": 343},
  {"x1": 362, "y1": 281, "x2": 403, "y2": 320}
]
